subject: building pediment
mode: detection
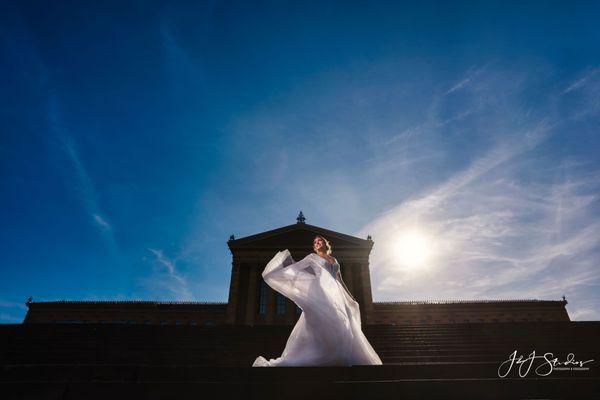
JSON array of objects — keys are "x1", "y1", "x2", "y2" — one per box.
[{"x1": 227, "y1": 222, "x2": 372, "y2": 251}]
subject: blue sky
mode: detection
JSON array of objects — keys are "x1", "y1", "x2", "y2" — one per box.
[{"x1": 1, "y1": 1, "x2": 599, "y2": 323}]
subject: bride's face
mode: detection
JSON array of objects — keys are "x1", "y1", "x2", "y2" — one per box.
[{"x1": 313, "y1": 237, "x2": 326, "y2": 252}]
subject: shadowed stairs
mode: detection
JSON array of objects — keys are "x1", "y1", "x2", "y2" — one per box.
[{"x1": 1, "y1": 322, "x2": 598, "y2": 399}]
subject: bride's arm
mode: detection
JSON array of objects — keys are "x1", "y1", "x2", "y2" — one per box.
[
  {"x1": 262, "y1": 250, "x2": 317, "y2": 283},
  {"x1": 261, "y1": 251, "x2": 318, "y2": 308}
]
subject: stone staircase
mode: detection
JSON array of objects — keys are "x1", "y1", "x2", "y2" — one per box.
[{"x1": 1, "y1": 321, "x2": 599, "y2": 399}]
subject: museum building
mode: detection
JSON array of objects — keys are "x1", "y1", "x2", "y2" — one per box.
[{"x1": 23, "y1": 214, "x2": 570, "y2": 326}]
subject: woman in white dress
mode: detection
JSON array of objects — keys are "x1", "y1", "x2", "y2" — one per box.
[{"x1": 252, "y1": 235, "x2": 383, "y2": 367}]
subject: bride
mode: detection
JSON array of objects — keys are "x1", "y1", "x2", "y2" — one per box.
[{"x1": 252, "y1": 235, "x2": 382, "y2": 367}]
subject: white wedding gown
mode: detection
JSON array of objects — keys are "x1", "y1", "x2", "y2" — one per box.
[{"x1": 252, "y1": 250, "x2": 382, "y2": 367}]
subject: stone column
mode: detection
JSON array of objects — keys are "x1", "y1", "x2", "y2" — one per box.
[
  {"x1": 351, "y1": 262, "x2": 364, "y2": 309},
  {"x1": 245, "y1": 266, "x2": 259, "y2": 326},
  {"x1": 225, "y1": 262, "x2": 240, "y2": 324},
  {"x1": 343, "y1": 262, "x2": 354, "y2": 295},
  {"x1": 359, "y1": 260, "x2": 375, "y2": 324}
]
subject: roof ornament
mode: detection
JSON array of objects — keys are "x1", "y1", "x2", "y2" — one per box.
[
  {"x1": 367, "y1": 235, "x2": 372, "y2": 241},
  {"x1": 562, "y1": 295, "x2": 567, "y2": 302},
  {"x1": 229, "y1": 234, "x2": 235, "y2": 241},
  {"x1": 26, "y1": 296, "x2": 33, "y2": 305},
  {"x1": 296, "y1": 211, "x2": 306, "y2": 224}
]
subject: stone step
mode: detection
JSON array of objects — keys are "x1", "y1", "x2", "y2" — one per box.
[
  {"x1": 2, "y1": 362, "x2": 598, "y2": 381},
  {"x1": 2, "y1": 322, "x2": 598, "y2": 368},
  {"x1": 1, "y1": 365, "x2": 598, "y2": 400}
]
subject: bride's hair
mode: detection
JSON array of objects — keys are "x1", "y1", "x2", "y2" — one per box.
[{"x1": 313, "y1": 235, "x2": 332, "y2": 255}]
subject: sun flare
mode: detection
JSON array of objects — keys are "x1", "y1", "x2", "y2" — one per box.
[{"x1": 392, "y1": 230, "x2": 433, "y2": 269}]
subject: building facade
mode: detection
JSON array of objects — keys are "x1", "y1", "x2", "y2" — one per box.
[{"x1": 24, "y1": 217, "x2": 570, "y2": 325}]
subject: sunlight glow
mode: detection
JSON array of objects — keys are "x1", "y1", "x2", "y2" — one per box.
[{"x1": 392, "y1": 230, "x2": 434, "y2": 270}]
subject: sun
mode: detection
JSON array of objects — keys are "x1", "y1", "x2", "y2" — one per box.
[{"x1": 392, "y1": 230, "x2": 433, "y2": 269}]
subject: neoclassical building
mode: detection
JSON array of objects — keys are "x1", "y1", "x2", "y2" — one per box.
[{"x1": 24, "y1": 214, "x2": 570, "y2": 326}]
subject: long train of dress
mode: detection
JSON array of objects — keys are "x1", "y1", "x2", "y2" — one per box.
[{"x1": 252, "y1": 250, "x2": 382, "y2": 367}]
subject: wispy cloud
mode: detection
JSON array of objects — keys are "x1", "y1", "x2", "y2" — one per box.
[
  {"x1": 0, "y1": 299, "x2": 27, "y2": 310},
  {"x1": 433, "y1": 107, "x2": 479, "y2": 128},
  {"x1": 141, "y1": 248, "x2": 193, "y2": 300},
  {"x1": 159, "y1": 20, "x2": 206, "y2": 98},
  {"x1": 364, "y1": 151, "x2": 445, "y2": 177},
  {"x1": 562, "y1": 67, "x2": 600, "y2": 120},
  {"x1": 0, "y1": 21, "x2": 118, "y2": 256},
  {"x1": 563, "y1": 67, "x2": 599, "y2": 94},
  {"x1": 358, "y1": 127, "x2": 600, "y2": 319},
  {"x1": 48, "y1": 97, "x2": 117, "y2": 251},
  {"x1": 0, "y1": 299, "x2": 27, "y2": 323},
  {"x1": 349, "y1": 63, "x2": 600, "y2": 321},
  {"x1": 445, "y1": 65, "x2": 487, "y2": 95},
  {"x1": 93, "y1": 213, "x2": 111, "y2": 231},
  {"x1": 446, "y1": 77, "x2": 472, "y2": 95}
]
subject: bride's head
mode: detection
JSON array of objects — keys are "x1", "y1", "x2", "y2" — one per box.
[{"x1": 313, "y1": 235, "x2": 332, "y2": 255}]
